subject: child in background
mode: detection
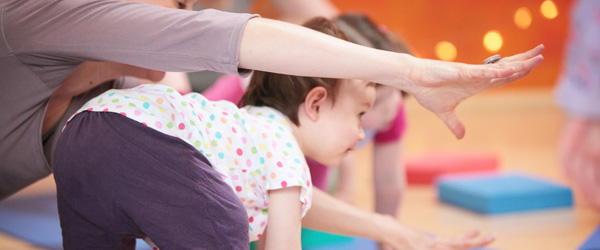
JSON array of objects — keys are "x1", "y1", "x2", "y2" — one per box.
[
  {"x1": 204, "y1": 13, "x2": 410, "y2": 217},
  {"x1": 53, "y1": 17, "x2": 496, "y2": 250},
  {"x1": 556, "y1": 0, "x2": 600, "y2": 210}
]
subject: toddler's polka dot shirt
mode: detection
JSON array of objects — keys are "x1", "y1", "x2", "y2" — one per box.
[{"x1": 67, "y1": 84, "x2": 312, "y2": 241}]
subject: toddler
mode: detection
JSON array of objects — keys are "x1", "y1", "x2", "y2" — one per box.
[{"x1": 204, "y1": 13, "x2": 410, "y2": 217}]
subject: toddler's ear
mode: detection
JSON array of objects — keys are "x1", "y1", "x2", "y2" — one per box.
[{"x1": 303, "y1": 87, "x2": 328, "y2": 122}]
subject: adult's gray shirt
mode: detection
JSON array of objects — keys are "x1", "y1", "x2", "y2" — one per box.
[{"x1": 0, "y1": 0, "x2": 256, "y2": 199}]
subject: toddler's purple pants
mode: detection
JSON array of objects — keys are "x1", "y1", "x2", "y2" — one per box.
[{"x1": 53, "y1": 111, "x2": 249, "y2": 250}]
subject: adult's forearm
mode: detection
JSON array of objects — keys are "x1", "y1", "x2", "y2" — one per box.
[{"x1": 238, "y1": 18, "x2": 413, "y2": 90}]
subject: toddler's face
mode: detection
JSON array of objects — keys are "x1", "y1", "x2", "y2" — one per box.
[
  {"x1": 360, "y1": 85, "x2": 403, "y2": 131},
  {"x1": 305, "y1": 80, "x2": 376, "y2": 167}
]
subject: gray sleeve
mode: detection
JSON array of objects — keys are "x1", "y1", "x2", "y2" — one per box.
[
  {"x1": 2, "y1": 0, "x2": 257, "y2": 77},
  {"x1": 555, "y1": 0, "x2": 600, "y2": 118}
]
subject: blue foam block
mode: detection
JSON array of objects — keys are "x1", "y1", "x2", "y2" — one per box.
[
  {"x1": 437, "y1": 172, "x2": 573, "y2": 214},
  {"x1": 0, "y1": 193, "x2": 152, "y2": 250},
  {"x1": 578, "y1": 224, "x2": 600, "y2": 250}
]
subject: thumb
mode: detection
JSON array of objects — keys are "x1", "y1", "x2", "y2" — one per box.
[{"x1": 437, "y1": 111, "x2": 465, "y2": 139}]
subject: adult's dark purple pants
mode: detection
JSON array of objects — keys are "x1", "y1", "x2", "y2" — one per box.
[{"x1": 53, "y1": 111, "x2": 249, "y2": 250}]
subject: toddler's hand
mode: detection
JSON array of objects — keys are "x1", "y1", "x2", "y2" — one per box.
[{"x1": 376, "y1": 215, "x2": 495, "y2": 250}]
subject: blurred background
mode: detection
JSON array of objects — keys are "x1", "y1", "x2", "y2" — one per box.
[
  {"x1": 3, "y1": 1, "x2": 599, "y2": 250},
  {"x1": 249, "y1": 1, "x2": 600, "y2": 249},
  {"x1": 255, "y1": 0, "x2": 570, "y2": 90}
]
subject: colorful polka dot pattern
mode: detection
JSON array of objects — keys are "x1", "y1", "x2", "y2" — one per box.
[{"x1": 68, "y1": 84, "x2": 312, "y2": 241}]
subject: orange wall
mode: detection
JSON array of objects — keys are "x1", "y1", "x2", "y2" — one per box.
[
  {"x1": 328, "y1": 0, "x2": 573, "y2": 90},
  {"x1": 256, "y1": 0, "x2": 574, "y2": 90}
]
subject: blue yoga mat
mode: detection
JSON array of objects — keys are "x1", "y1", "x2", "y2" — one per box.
[
  {"x1": 579, "y1": 224, "x2": 600, "y2": 250},
  {"x1": 0, "y1": 193, "x2": 505, "y2": 250},
  {"x1": 0, "y1": 193, "x2": 151, "y2": 250}
]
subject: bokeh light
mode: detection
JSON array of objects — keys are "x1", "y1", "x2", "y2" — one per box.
[
  {"x1": 514, "y1": 7, "x2": 532, "y2": 29},
  {"x1": 434, "y1": 41, "x2": 457, "y2": 61},
  {"x1": 540, "y1": 0, "x2": 558, "y2": 19},
  {"x1": 483, "y1": 31, "x2": 503, "y2": 53}
]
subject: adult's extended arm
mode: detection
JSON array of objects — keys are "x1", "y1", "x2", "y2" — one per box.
[
  {"x1": 5, "y1": 0, "x2": 543, "y2": 138},
  {"x1": 238, "y1": 18, "x2": 545, "y2": 138}
]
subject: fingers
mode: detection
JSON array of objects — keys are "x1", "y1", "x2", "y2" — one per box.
[
  {"x1": 500, "y1": 44, "x2": 545, "y2": 62},
  {"x1": 488, "y1": 54, "x2": 543, "y2": 87},
  {"x1": 437, "y1": 111, "x2": 465, "y2": 139},
  {"x1": 478, "y1": 46, "x2": 544, "y2": 80},
  {"x1": 435, "y1": 231, "x2": 495, "y2": 250},
  {"x1": 478, "y1": 65, "x2": 514, "y2": 79},
  {"x1": 509, "y1": 54, "x2": 544, "y2": 73},
  {"x1": 379, "y1": 244, "x2": 394, "y2": 250},
  {"x1": 462, "y1": 233, "x2": 495, "y2": 249},
  {"x1": 490, "y1": 70, "x2": 530, "y2": 88}
]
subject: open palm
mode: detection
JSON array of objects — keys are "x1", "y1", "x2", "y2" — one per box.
[{"x1": 405, "y1": 44, "x2": 545, "y2": 139}]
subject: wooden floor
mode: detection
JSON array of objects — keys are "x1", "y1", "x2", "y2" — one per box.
[
  {"x1": 351, "y1": 88, "x2": 600, "y2": 250},
  {"x1": 2, "y1": 88, "x2": 599, "y2": 249}
]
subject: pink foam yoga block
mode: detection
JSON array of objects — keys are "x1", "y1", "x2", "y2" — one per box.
[{"x1": 405, "y1": 152, "x2": 499, "y2": 185}]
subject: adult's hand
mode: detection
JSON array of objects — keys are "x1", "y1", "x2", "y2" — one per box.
[
  {"x1": 404, "y1": 44, "x2": 544, "y2": 139},
  {"x1": 239, "y1": 18, "x2": 543, "y2": 139}
]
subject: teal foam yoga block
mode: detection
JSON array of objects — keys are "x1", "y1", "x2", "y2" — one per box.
[
  {"x1": 301, "y1": 228, "x2": 378, "y2": 250},
  {"x1": 437, "y1": 172, "x2": 573, "y2": 214}
]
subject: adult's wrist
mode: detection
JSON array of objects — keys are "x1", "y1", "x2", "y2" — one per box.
[{"x1": 370, "y1": 52, "x2": 416, "y2": 94}]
